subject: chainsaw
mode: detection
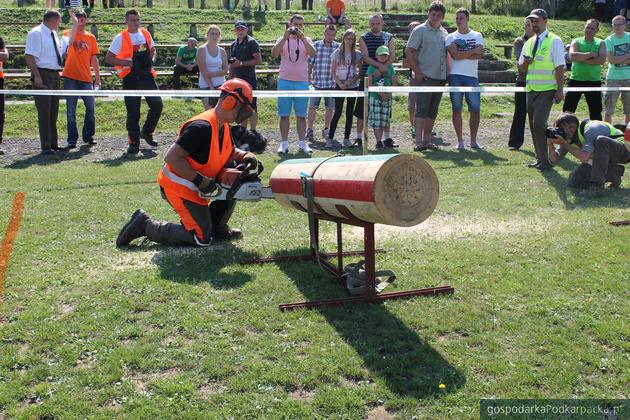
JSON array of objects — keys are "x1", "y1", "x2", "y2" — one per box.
[{"x1": 211, "y1": 162, "x2": 274, "y2": 201}]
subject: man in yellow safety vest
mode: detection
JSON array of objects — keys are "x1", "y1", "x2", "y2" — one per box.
[
  {"x1": 547, "y1": 112, "x2": 628, "y2": 196},
  {"x1": 518, "y1": 8, "x2": 566, "y2": 171}
]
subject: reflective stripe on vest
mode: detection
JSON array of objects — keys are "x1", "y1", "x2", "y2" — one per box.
[
  {"x1": 577, "y1": 120, "x2": 623, "y2": 146},
  {"x1": 0, "y1": 61, "x2": 3, "y2": 79},
  {"x1": 114, "y1": 28, "x2": 157, "y2": 79},
  {"x1": 525, "y1": 33, "x2": 561, "y2": 92},
  {"x1": 157, "y1": 109, "x2": 234, "y2": 205}
]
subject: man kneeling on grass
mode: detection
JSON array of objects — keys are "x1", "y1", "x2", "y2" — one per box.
[
  {"x1": 116, "y1": 79, "x2": 259, "y2": 247},
  {"x1": 547, "y1": 112, "x2": 629, "y2": 196}
]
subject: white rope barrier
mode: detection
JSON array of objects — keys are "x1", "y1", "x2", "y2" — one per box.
[
  {"x1": 0, "y1": 89, "x2": 366, "y2": 97},
  {"x1": 2, "y1": 86, "x2": 630, "y2": 97}
]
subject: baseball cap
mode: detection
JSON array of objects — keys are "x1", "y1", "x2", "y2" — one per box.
[
  {"x1": 234, "y1": 20, "x2": 248, "y2": 29},
  {"x1": 527, "y1": 8, "x2": 548, "y2": 19},
  {"x1": 376, "y1": 45, "x2": 390, "y2": 56}
]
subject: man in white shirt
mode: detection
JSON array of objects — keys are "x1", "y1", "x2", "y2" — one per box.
[
  {"x1": 518, "y1": 8, "x2": 565, "y2": 171},
  {"x1": 105, "y1": 9, "x2": 163, "y2": 155},
  {"x1": 24, "y1": 10, "x2": 63, "y2": 155},
  {"x1": 446, "y1": 8, "x2": 485, "y2": 149}
]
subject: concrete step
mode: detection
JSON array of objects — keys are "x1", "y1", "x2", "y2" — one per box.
[
  {"x1": 478, "y1": 70, "x2": 516, "y2": 84},
  {"x1": 478, "y1": 59, "x2": 510, "y2": 71}
]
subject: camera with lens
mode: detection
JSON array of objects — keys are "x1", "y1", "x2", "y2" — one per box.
[
  {"x1": 545, "y1": 127, "x2": 566, "y2": 139},
  {"x1": 228, "y1": 57, "x2": 237, "y2": 64},
  {"x1": 289, "y1": 27, "x2": 298, "y2": 35}
]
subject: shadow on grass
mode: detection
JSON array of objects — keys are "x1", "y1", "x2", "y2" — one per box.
[
  {"x1": 96, "y1": 149, "x2": 158, "y2": 167},
  {"x1": 419, "y1": 148, "x2": 509, "y2": 167},
  {"x1": 5, "y1": 145, "x2": 94, "y2": 169},
  {"x1": 541, "y1": 169, "x2": 630, "y2": 210},
  {"x1": 142, "y1": 241, "x2": 260, "y2": 289},
  {"x1": 273, "y1": 248, "x2": 465, "y2": 399}
]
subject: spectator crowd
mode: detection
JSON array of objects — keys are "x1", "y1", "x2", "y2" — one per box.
[{"x1": 0, "y1": 0, "x2": 629, "y2": 196}]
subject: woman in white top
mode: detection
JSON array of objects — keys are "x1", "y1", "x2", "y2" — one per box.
[
  {"x1": 328, "y1": 29, "x2": 363, "y2": 148},
  {"x1": 196, "y1": 25, "x2": 228, "y2": 110}
]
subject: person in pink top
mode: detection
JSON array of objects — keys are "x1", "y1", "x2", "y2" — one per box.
[{"x1": 271, "y1": 14, "x2": 316, "y2": 154}]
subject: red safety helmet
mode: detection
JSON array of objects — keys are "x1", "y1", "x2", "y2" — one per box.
[{"x1": 219, "y1": 78, "x2": 255, "y2": 123}]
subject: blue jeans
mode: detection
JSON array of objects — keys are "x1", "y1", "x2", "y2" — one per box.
[
  {"x1": 64, "y1": 78, "x2": 95, "y2": 145},
  {"x1": 448, "y1": 74, "x2": 481, "y2": 112}
]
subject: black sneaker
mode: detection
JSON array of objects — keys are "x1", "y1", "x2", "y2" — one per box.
[
  {"x1": 66, "y1": 143, "x2": 77, "y2": 150},
  {"x1": 140, "y1": 132, "x2": 158, "y2": 147},
  {"x1": 580, "y1": 184, "x2": 605, "y2": 198},
  {"x1": 383, "y1": 138, "x2": 399, "y2": 148},
  {"x1": 213, "y1": 226, "x2": 243, "y2": 241},
  {"x1": 353, "y1": 138, "x2": 362, "y2": 148},
  {"x1": 116, "y1": 209, "x2": 149, "y2": 247},
  {"x1": 376, "y1": 141, "x2": 384, "y2": 149},
  {"x1": 607, "y1": 165, "x2": 624, "y2": 189},
  {"x1": 126, "y1": 143, "x2": 140, "y2": 154},
  {"x1": 83, "y1": 138, "x2": 97, "y2": 146}
]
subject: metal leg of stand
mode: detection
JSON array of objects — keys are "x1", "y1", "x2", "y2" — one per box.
[
  {"x1": 337, "y1": 222, "x2": 343, "y2": 275},
  {"x1": 363, "y1": 223, "x2": 376, "y2": 300}
]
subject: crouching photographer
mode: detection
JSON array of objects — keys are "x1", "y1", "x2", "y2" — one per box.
[{"x1": 547, "y1": 112, "x2": 629, "y2": 196}]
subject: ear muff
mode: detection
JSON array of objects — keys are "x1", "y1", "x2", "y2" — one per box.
[{"x1": 220, "y1": 92, "x2": 239, "y2": 111}]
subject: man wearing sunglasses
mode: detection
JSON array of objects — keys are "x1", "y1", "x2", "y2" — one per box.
[{"x1": 116, "y1": 79, "x2": 259, "y2": 247}]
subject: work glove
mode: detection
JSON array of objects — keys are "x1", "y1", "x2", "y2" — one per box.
[
  {"x1": 242, "y1": 152, "x2": 258, "y2": 171},
  {"x1": 197, "y1": 176, "x2": 217, "y2": 200}
]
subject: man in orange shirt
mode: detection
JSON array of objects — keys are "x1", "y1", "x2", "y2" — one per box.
[
  {"x1": 325, "y1": 0, "x2": 350, "y2": 29},
  {"x1": 61, "y1": 10, "x2": 101, "y2": 149}
]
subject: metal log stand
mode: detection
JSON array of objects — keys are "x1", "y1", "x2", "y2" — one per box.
[{"x1": 243, "y1": 163, "x2": 454, "y2": 311}]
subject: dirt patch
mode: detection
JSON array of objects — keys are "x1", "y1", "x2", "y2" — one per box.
[
  {"x1": 60, "y1": 303, "x2": 74, "y2": 315},
  {"x1": 367, "y1": 406, "x2": 394, "y2": 420},
  {"x1": 338, "y1": 214, "x2": 547, "y2": 242},
  {"x1": 287, "y1": 389, "x2": 315, "y2": 401},
  {"x1": 198, "y1": 382, "x2": 226, "y2": 398},
  {"x1": 0, "y1": 120, "x2": 518, "y2": 168}
]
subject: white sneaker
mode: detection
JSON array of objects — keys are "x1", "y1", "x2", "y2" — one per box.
[
  {"x1": 297, "y1": 140, "x2": 312, "y2": 153},
  {"x1": 322, "y1": 128, "x2": 329, "y2": 139},
  {"x1": 277, "y1": 140, "x2": 289, "y2": 154},
  {"x1": 343, "y1": 138, "x2": 353, "y2": 147}
]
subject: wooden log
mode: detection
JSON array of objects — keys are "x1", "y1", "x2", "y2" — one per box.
[{"x1": 269, "y1": 154, "x2": 439, "y2": 227}]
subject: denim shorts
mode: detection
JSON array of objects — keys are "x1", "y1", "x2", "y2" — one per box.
[
  {"x1": 309, "y1": 87, "x2": 335, "y2": 109},
  {"x1": 448, "y1": 74, "x2": 481, "y2": 112},
  {"x1": 277, "y1": 79, "x2": 309, "y2": 117}
]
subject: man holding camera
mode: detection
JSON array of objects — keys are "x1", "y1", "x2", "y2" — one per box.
[
  {"x1": 271, "y1": 14, "x2": 316, "y2": 154},
  {"x1": 229, "y1": 21, "x2": 262, "y2": 130},
  {"x1": 547, "y1": 112, "x2": 629, "y2": 195},
  {"x1": 518, "y1": 8, "x2": 565, "y2": 171}
]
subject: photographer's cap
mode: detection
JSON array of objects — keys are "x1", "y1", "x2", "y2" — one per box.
[
  {"x1": 234, "y1": 20, "x2": 248, "y2": 29},
  {"x1": 527, "y1": 8, "x2": 548, "y2": 19},
  {"x1": 376, "y1": 45, "x2": 390, "y2": 56}
]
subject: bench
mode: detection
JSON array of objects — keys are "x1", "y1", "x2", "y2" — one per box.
[
  {"x1": 185, "y1": 21, "x2": 255, "y2": 39},
  {"x1": 496, "y1": 43, "x2": 514, "y2": 59}
]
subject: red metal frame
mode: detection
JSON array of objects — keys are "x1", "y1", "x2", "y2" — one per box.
[{"x1": 242, "y1": 214, "x2": 454, "y2": 311}]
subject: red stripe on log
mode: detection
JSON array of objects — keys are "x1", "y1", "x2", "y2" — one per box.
[{"x1": 270, "y1": 178, "x2": 375, "y2": 202}]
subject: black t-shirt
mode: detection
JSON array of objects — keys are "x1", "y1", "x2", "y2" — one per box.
[
  {"x1": 360, "y1": 31, "x2": 392, "y2": 77},
  {"x1": 230, "y1": 36, "x2": 260, "y2": 83},
  {"x1": 175, "y1": 120, "x2": 226, "y2": 165},
  {"x1": 0, "y1": 37, "x2": 5, "y2": 80}
]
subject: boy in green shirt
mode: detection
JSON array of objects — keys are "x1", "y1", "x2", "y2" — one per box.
[
  {"x1": 173, "y1": 38, "x2": 198, "y2": 89},
  {"x1": 604, "y1": 15, "x2": 630, "y2": 124},
  {"x1": 367, "y1": 45, "x2": 398, "y2": 149}
]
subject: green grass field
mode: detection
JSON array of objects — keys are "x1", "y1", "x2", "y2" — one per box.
[{"x1": 0, "y1": 97, "x2": 629, "y2": 418}]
